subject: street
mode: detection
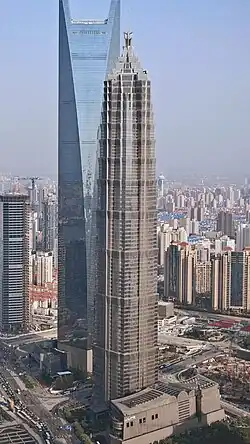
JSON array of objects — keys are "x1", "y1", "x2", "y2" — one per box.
[{"x1": 0, "y1": 343, "x2": 78, "y2": 444}]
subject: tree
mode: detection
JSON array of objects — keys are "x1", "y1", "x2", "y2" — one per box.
[{"x1": 164, "y1": 422, "x2": 247, "y2": 444}]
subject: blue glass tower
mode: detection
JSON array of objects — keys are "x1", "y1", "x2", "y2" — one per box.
[{"x1": 58, "y1": 0, "x2": 120, "y2": 343}]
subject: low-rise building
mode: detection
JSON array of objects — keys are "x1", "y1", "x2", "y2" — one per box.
[{"x1": 109, "y1": 377, "x2": 224, "y2": 444}]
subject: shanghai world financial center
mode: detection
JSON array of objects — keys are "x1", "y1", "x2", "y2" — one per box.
[{"x1": 58, "y1": 0, "x2": 120, "y2": 343}]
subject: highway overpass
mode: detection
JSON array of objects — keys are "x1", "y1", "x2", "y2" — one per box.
[
  {"x1": 221, "y1": 400, "x2": 250, "y2": 418},
  {"x1": 176, "y1": 308, "x2": 250, "y2": 324},
  {"x1": 1, "y1": 328, "x2": 57, "y2": 346},
  {"x1": 158, "y1": 332, "x2": 230, "y2": 350}
]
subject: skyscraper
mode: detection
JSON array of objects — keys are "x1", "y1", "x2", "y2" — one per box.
[
  {"x1": 211, "y1": 250, "x2": 250, "y2": 312},
  {"x1": 58, "y1": 0, "x2": 120, "y2": 343},
  {"x1": 164, "y1": 242, "x2": 196, "y2": 305},
  {"x1": 42, "y1": 196, "x2": 57, "y2": 253},
  {"x1": 93, "y1": 33, "x2": 158, "y2": 406},
  {"x1": 0, "y1": 195, "x2": 30, "y2": 332},
  {"x1": 217, "y1": 211, "x2": 234, "y2": 238}
]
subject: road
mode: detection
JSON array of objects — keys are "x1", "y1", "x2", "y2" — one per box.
[
  {"x1": 0, "y1": 345, "x2": 76, "y2": 444},
  {"x1": 221, "y1": 400, "x2": 250, "y2": 418},
  {"x1": 160, "y1": 348, "x2": 222, "y2": 378},
  {"x1": 176, "y1": 308, "x2": 250, "y2": 323},
  {"x1": 0, "y1": 403, "x2": 44, "y2": 444},
  {"x1": 158, "y1": 333, "x2": 229, "y2": 349},
  {"x1": 0, "y1": 368, "x2": 53, "y2": 443},
  {"x1": 1, "y1": 329, "x2": 57, "y2": 346}
]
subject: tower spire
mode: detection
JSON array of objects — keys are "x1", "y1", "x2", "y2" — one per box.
[{"x1": 124, "y1": 31, "x2": 133, "y2": 49}]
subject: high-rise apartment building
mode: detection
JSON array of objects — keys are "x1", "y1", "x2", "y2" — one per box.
[
  {"x1": 195, "y1": 262, "x2": 211, "y2": 297},
  {"x1": 231, "y1": 251, "x2": 250, "y2": 308},
  {"x1": 236, "y1": 224, "x2": 250, "y2": 251},
  {"x1": 157, "y1": 174, "x2": 165, "y2": 198},
  {"x1": 58, "y1": 0, "x2": 120, "y2": 343},
  {"x1": 164, "y1": 243, "x2": 179, "y2": 300},
  {"x1": 217, "y1": 211, "x2": 234, "y2": 238},
  {"x1": 93, "y1": 33, "x2": 158, "y2": 406},
  {"x1": 164, "y1": 243, "x2": 196, "y2": 305},
  {"x1": 42, "y1": 196, "x2": 57, "y2": 253},
  {"x1": 31, "y1": 251, "x2": 53, "y2": 286},
  {"x1": 211, "y1": 250, "x2": 250, "y2": 312},
  {"x1": 197, "y1": 205, "x2": 204, "y2": 222},
  {"x1": 157, "y1": 225, "x2": 187, "y2": 266},
  {"x1": 0, "y1": 195, "x2": 30, "y2": 332},
  {"x1": 190, "y1": 207, "x2": 197, "y2": 220}
]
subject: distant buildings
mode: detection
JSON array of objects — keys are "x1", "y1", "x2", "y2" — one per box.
[
  {"x1": 42, "y1": 196, "x2": 57, "y2": 252},
  {"x1": 212, "y1": 250, "x2": 250, "y2": 312},
  {"x1": 195, "y1": 261, "x2": 211, "y2": 297},
  {"x1": 0, "y1": 194, "x2": 30, "y2": 332},
  {"x1": 157, "y1": 225, "x2": 187, "y2": 266},
  {"x1": 214, "y1": 236, "x2": 235, "y2": 254},
  {"x1": 217, "y1": 211, "x2": 234, "y2": 238},
  {"x1": 157, "y1": 174, "x2": 165, "y2": 198},
  {"x1": 164, "y1": 240, "x2": 250, "y2": 313},
  {"x1": 236, "y1": 224, "x2": 250, "y2": 251},
  {"x1": 31, "y1": 251, "x2": 53, "y2": 286},
  {"x1": 164, "y1": 243, "x2": 196, "y2": 305}
]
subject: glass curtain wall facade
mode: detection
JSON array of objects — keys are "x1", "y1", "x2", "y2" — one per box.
[
  {"x1": 93, "y1": 34, "x2": 158, "y2": 405},
  {"x1": 58, "y1": 0, "x2": 120, "y2": 343},
  {"x1": 0, "y1": 195, "x2": 30, "y2": 333}
]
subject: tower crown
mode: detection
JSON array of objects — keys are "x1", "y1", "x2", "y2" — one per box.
[{"x1": 124, "y1": 31, "x2": 133, "y2": 49}]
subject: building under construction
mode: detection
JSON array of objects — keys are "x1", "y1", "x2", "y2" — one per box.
[{"x1": 199, "y1": 355, "x2": 250, "y2": 402}]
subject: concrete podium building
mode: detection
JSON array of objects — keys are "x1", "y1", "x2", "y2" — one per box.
[{"x1": 110, "y1": 376, "x2": 225, "y2": 444}]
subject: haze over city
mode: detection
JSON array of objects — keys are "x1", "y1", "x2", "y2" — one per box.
[
  {"x1": 1, "y1": 1, "x2": 250, "y2": 444},
  {"x1": 0, "y1": 0, "x2": 250, "y2": 177}
]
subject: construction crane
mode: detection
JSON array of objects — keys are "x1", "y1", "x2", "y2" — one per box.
[
  {"x1": 19, "y1": 176, "x2": 43, "y2": 191},
  {"x1": 19, "y1": 176, "x2": 43, "y2": 211}
]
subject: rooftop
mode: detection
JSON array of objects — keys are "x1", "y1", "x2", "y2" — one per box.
[
  {"x1": 111, "y1": 381, "x2": 195, "y2": 416},
  {"x1": 178, "y1": 374, "x2": 217, "y2": 391},
  {"x1": 0, "y1": 424, "x2": 39, "y2": 444},
  {"x1": 107, "y1": 32, "x2": 148, "y2": 82}
]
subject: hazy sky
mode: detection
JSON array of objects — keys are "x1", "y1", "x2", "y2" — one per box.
[{"x1": 0, "y1": 0, "x2": 250, "y2": 177}]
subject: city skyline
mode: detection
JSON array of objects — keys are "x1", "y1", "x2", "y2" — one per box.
[
  {"x1": 0, "y1": 0, "x2": 250, "y2": 177},
  {"x1": 0, "y1": 1, "x2": 246, "y2": 441}
]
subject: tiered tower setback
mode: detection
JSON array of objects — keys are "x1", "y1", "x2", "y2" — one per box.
[{"x1": 93, "y1": 33, "x2": 158, "y2": 405}]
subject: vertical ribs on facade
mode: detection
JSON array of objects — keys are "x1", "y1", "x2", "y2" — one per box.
[{"x1": 93, "y1": 34, "x2": 158, "y2": 405}]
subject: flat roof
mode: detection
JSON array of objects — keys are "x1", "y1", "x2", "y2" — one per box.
[
  {"x1": 111, "y1": 381, "x2": 194, "y2": 416},
  {"x1": 0, "y1": 424, "x2": 38, "y2": 444},
  {"x1": 57, "y1": 371, "x2": 72, "y2": 376},
  {"x1": 179, "y1": 374, "x2": 217, "y2": 391}
]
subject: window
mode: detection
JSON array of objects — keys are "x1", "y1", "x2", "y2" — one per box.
[
  {"x1": 152, "y1": 414, "x2": 154, "y2": 420},
  {"x1": 143, "y1": 418, "x2": 146, "y2": 423},
  {"x1": 139, "y1": 419, "x2": 142, "y2": 424},
  {"x1": 130, "y1": 421, "x2": 134, "y2": 427},
  {"x1": 155, "y1": 413, "x2": 158, "y2": 419},
  {"x1": 126, "y1": 423, "x2": 129, "y2": 428}
]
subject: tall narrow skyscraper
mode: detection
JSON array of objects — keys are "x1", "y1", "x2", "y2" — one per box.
[
  {"x1": 58, "y1": 0, "x2": 120, "y2": 345},
  {"x1": 42, "y1": 196, "x2": 57, "y2": 253},
  {"x1": 0, "y1": 195, "x2": 30, "y2": 332},
  {"x1": 93, "y1": 33, "x2": 158, "y2": 406}
]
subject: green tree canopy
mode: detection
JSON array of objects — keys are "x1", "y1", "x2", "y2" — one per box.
[{"x1": 165, "y1": 422, "x2": 250, "y2": 444}]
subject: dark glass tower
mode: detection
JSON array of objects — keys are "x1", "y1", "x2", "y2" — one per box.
[
  {"x1": 0, "y1": 195, "x2": 30, "y2": 333},
  {"x1": 93, "y1": 33, "x2": 158, "y2": 406},
  {"x1": 58, "y1": 0, "x2": 120, "y2": 343}
]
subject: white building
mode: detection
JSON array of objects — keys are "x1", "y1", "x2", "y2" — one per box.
[{"x1": 236, "y1": 224, "x2": 250, "y2": 252}]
